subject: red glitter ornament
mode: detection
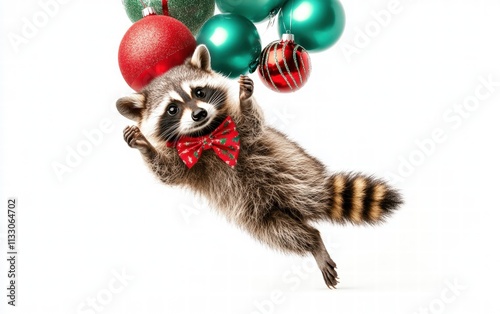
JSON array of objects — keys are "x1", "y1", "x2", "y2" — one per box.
[
  {"x1": 118, "y1": 7, "x2": 196, "y2": 91},
  {"x1": 258, "y1": 34, "x2": 311, "y2": 93}
]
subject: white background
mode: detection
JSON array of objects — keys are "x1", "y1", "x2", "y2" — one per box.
[{"x1": 1, "y1": 0, "x2": 500, "y2": 313}]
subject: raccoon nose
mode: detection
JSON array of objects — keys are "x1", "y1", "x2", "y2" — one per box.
[{"x1": 191, "y1": 108, "x2": 208, "y2": 122}]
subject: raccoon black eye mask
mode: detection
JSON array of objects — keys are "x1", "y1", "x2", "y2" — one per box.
[{"x1": 117, "y1": 45, "x2": 403, "y2": 289}]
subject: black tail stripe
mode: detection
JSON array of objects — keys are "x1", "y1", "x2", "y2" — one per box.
[
  {"x1": 380, "y1": 188, "x2": 402, "y2": 213},
  {"x1": 341, "y1": 177, "x2": 355, "y2": 220}
]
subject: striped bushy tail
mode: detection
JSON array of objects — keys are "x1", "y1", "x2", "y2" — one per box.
[{"x1": 329, "y1": 173, "x2": 403, "y2": 224}]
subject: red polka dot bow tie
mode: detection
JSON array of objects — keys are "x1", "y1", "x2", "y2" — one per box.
[{"x1": 167, "y1": 116, "x2": 240, "y2": 169}]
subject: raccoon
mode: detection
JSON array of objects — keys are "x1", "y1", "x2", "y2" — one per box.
[{"x1": 116, "y1": 45, "x2": 403, "y2": 289}]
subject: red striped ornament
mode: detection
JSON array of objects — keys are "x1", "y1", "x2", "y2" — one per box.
[{"x1": 258, "y1": 34, "x2": 311, "y2": 93}]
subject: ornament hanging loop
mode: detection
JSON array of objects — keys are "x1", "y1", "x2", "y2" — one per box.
[{"x1": 162, "y1": 0, "x2": 169, "y2": 16}]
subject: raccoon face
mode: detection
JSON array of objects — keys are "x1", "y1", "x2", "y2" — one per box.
[
  {"x1": 117, "y1": 45, "x2": 238, "y2": 144},
  {"x1": 155, "y1": 82, "x2": 229, "y2": 142}
]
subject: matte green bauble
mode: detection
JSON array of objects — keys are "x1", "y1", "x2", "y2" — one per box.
[
  {"x1": 169, "y1": 0, "x2": 215, "y2": 35},
  {"x1": 197, "y1": 14, "x2": 262, "y2": 78},
  {"x1": 215, "y1": 0, "x2": 287, "y2": 23},
  {"x1": 278, "y1": 0, "x2": 346, "y2": 52},
  {"x1": 122, "y1": 0, "x2": 215, "y2": 35},
  {"x1": 122, "y1": 0, "x2": 162, "y2": 23}
]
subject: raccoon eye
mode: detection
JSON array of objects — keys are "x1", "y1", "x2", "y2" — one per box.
[
  {"x1": 167, "y1": 104, "x2": 179, "y2": 116},
  {"x1": 194, "y1": 88, "x2": 206, "y2": 99}
]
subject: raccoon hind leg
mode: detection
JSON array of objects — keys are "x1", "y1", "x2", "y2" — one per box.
[
  {"x1": 252, "y1": 210, "x2": 339, "y2": 289},
  {"x1": 312, "y1": 236, "x2": 338, "y2": 289}
]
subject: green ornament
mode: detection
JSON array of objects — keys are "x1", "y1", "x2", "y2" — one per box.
[
  {"x1": 122, "y1": 0, "x2": 215, "y2": 35},
  {"x1": 197, "y1": 14, "x2": 262, "y2": 78},
  {"x1": 169, "y1": 0, "x2": 215, "y2": 35},
  {"x1": 122, "y1": 0, "x2": 163, "y2": 23},
  {"x1": 215, "y1": 0, "x2": 287, "y2": 23},
  {"x1": 278, "y1": 0, "x2": 346, "y2": 52}
]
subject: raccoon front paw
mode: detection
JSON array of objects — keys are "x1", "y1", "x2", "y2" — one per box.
[
  {"x1": 239, "y1": 75, "x2": 254, "y2": 101},
  {"x1": 123, "y1": 126, "x2": 155, "y2": 156}
]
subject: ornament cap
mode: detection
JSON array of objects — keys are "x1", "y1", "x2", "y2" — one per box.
[
  {"x1": 281, "y1": 33, "x2": 295, "y2": 42},
  {"x1": 142, "y1": 7, "x2": 157, "y2": 17}
]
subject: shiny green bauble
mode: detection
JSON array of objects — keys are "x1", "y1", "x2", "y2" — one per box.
[
  {"x1": 197, "y1": 14, "x2": 262, "y2": 78},
  {"x1": 278, "y1": 0, "x2": 346, "y2": 52},
  {"x1": 215, "y1": 0, "x2": 287, "y2": 23}
]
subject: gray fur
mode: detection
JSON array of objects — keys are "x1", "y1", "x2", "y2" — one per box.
[{"x1": 117, "y1": 45, "x2": 403, "y2": 289}]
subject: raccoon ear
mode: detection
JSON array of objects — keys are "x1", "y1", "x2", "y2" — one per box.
[
  {"x1": 116, "y1": 93, "x2": 146, "y2": 122},
  {"x1": 190, "y1": 45, "x2": 211, "y2": 71}
]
